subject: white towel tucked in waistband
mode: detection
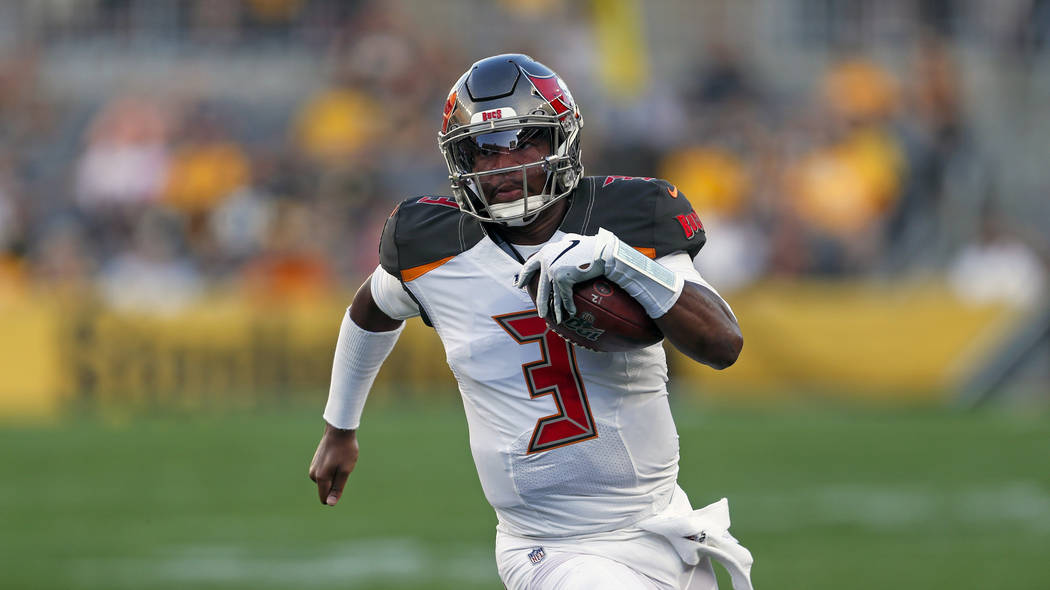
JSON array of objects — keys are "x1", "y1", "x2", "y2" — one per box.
[{"x1": 637, "y1": 497, "x2": 755, "y2": 590}]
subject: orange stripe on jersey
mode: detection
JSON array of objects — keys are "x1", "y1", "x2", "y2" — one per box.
[
  {"x1": 634, "y1": 247, "x2": 657, "y2": 259},
  {"x1": 401, "y1": 256, "x2": 455, "y2": 282}
]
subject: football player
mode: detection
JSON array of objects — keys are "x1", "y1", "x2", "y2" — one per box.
[{"x1": 309, "y1": 54, "x2": 753, "y2": 590}]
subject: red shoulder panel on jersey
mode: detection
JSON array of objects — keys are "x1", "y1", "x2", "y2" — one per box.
[
  {"x1": 601, "y1": 175, "x2": 655, "y2": 187},
  {"x1": 418, "y1": 196, "x2": 459, "y2": 209}
]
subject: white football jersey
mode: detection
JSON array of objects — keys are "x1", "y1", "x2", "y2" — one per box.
[{"x1": 374, "y1": 177, "x2": 719, "y2": 538}]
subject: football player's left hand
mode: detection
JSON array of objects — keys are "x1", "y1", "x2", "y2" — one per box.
[{"x1": 515, "y1": 229, "x2": 619, "y2": 324}]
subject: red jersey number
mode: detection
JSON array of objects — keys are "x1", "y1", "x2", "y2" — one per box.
[{"x1": 494, "y1": 311, "x2": 598, "y2": 453}]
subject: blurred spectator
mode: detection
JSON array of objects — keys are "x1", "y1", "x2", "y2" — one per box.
[
  {"x1": 0, "y1": 0, "x2": 1040, "y2": 308},
  {"x1": 598, "y1": 81, "x2": 688, "y2": 175},
  {"x1": 821, "y1": 57, "x2": 899, "y2": 123},
  {"x1": 242, "y1": 0, "x2": 309, "y2": 40},
  {"x1": 240, "y1": 200, "x2": 334, "y2": 301},
  {"x1": 0, "y1": 180, "x2": 25, "y2": 298},
  {"x1": 685, "y1": 42, "x2": 759, "y2": 108},
  {"x1": 1012, "y1": 0, "x2": 1050, "y2": 60},
  {"x1": 74, "y1": 96, "x2": 173, "y2": 209},
  {"x1": 245, "y1": 0, "x2": 307, "y2": 22},
  {"x1": 885, "y1": 34, "x2": 974, "y2": 271},
  {"x1": 0, "y1": 254, "x2": 25, "y2": 300},
  {"x1": 290, "y1": 3, "x2": 422, "y2": 170},
  {"x1": 948, "y1": 200, "x2": 1048, "y2": 309},
  {"x1": 163, "y1": 106, "x2": 251, "y2": 216},
  {"x1": 0, "y1": 190, "x2": 17, "y2": 252},
  {"x1": 660, "y1": 146, "x2": 767, "y2": 291},
  {"x1": 0, "y1": 145, "x2": 30, "y2": 298},
  {"x1": 0, "y1": 157, "x2": 23, "y2": 255},
  {"x1": 292, "y1": 85, "x2": 381, "y2": 166},
  {"x1": 779, "y1": 57, "x2": 905, "y2": 274},
  {"x1": 0, "y1": 48, "x2": 57, "y2": 178},
  {"x1": 96, "y1": 211, "x2": 203, "y2": 314},
  {"x1": 783, "y1": 127, "x2": 905, "y2": 274},
  {"x1": 498, "y1": 0, "x2": 564, "y2": 17},
  {"x1": 27, "y1": 217, "x2": 96, "y2": 296},
  {"x1": 662, "y1": 147, "x2": 749, "y2": 217},
  {"x1": 188, "y1": 0, "x2": 243, "y2": 45},
  {"x1": 208, "y1": 186, "x2": 276, "y2": 264},
  {"x1": 786, "y1": 126, "x2": 903, "y2": 237}
]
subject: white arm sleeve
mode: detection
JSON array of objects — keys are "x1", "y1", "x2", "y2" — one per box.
[
  {"x1": 657, "y1": 251, "x2": 737, "y2": 321},
  {"x1": 370, "y1": 265, "x2": 420, "y2": 320},
  {"x1": 322, "y1": 309, "x2": 404, "y2": 430}
]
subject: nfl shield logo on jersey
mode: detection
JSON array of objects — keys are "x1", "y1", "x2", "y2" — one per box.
[{"x1": 528, "y1": 547, "x2": 546, "y2": 565}]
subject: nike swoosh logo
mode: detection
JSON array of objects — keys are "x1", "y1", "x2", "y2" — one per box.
[
  {"x1": 549, "y1": 239, "x2": 580, "y2": 265},
  {"x1": 667, "y1": 185, "x2": 679, "y2": 198}
]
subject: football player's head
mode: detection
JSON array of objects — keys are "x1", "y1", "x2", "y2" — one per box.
[{"x1": 438, "y1": 54, "x2": 584, "y2": 226}]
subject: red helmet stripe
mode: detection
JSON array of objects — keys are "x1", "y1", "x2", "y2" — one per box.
[
  {"x1": 442, "y1": 90, "x2": 457, "y2": 133},
  {"x1": 526, "y1": 74, "x2": 571, "y2": 116}
]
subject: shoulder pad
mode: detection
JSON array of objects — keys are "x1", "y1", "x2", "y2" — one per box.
[
  {"x1": 576, "y1": 176, "x2": 706, "y2": 258},
  {"x1": 379, "y1": 196, "x2": 485, "y2": 281}
]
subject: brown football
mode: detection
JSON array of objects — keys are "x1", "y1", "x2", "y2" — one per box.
[{"x1": 527, "y1": 274, "x2": 663, "y2": 352}]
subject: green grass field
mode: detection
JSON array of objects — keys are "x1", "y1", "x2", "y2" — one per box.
[{"x1": 2, "y1": 398, "x2": 1048, "y2": 589}]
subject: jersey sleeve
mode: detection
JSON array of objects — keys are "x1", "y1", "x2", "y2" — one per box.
[
  {"x1": 369, "y1": 265, "x2": 420, "y2": 320},
  {"x1": 378, "y1": 202, "x2": 404, "y2": 279},
  {"x1": 649, "y1": 179, "x2": 706, "y2": 258},
  {"x1": 583, "y1": 177, "x2": 707, "y2": 259},
  {"x1": 378, "y1": 196, "x2": 485, "y2": 281}
]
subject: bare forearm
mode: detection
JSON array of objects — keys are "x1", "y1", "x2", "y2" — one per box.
[{"x1": 655, "y1": 282, "x2": 742, "y2": 369}]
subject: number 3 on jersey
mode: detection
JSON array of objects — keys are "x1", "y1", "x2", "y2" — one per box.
[{"x1": 494, "y1": 311, "x2": 598, "y2": 454}]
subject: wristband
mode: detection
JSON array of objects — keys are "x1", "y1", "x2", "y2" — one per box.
[
  {"x1": 599, "y1": 229, "x2": 685, "y2": 318},
  {"x1": 322, "y1": 308, "x2": 403, "y2": 429}
]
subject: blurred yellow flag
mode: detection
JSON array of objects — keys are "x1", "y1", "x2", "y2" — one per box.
[{"x1": 590, "y1": 0, "x2": 648, "y2": 99}]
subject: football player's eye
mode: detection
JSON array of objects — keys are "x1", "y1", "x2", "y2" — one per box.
[
  {"x1": 453, "y1": 144, "x2": 476, "y2": 170},
  {"x1": 523, "y1": 130, "x2": 551, "y2": 152}
]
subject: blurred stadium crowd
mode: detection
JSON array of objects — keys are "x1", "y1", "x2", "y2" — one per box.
[{"x1": 0, "y1": 0, "x2": 1047, "y2": 313}]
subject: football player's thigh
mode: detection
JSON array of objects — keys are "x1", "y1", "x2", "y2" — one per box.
[{"x1": 532, "y1": 554, "x2": 663, "y2": 590}]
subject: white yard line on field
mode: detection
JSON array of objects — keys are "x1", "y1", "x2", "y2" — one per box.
[
  {"x1": 71, "y1": 538, "x2": 497, "y2": 587},
  {"x1": 736, "y1": 480, "x2": 1050, "y2": 533}
]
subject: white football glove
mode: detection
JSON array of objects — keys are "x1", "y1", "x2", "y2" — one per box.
[
  {"x1": 515, "y1": 230, "x2": 616, "y2": 324},
  {"x1": 515, "y1": 228, "x2": 686, "y2": 323}
]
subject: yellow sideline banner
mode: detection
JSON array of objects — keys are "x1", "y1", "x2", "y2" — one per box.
[
  {"x1": 0, "y1": 294, "x2": 455, "y2": 418},
  {"x1": 0, "y1": 281, "x2": 1013, "y2": 417},
  {"x1": 668, "y1": 280, "x2": 1014, "y2": 400},
  {"x1": 0, "y1": 302, "x2": 64, "y2": 416}
]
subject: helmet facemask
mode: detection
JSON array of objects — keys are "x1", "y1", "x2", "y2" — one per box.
[
  {"x1": 438, "y1": 55, "x2": 584, "y2": 225},
  {"x1": 441, "y1": 116, "x2": 581, "y2": 226}
]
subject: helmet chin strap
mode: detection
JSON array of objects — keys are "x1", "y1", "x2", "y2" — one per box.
[
  {"x1": 487, "y1": 196, "x2": 549, "y2": 226},
  {"x1": 481, "y1": 163, "x2": 561, "y2": 226}
]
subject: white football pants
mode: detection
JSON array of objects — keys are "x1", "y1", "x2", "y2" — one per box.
[
  {"x1": 495, "y1": 486, "x2": 726, "y2": 590},
  {"x1": 506, "y1": 552, "x2": 718, "y2": 590}
]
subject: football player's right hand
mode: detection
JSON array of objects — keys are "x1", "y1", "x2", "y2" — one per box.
[
  {"x1": 308, "y1": 423, "x2": 359, "y2": 507},
  {"x1": 515, "y1": 229, "x2": 620, "y2": 324}
]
